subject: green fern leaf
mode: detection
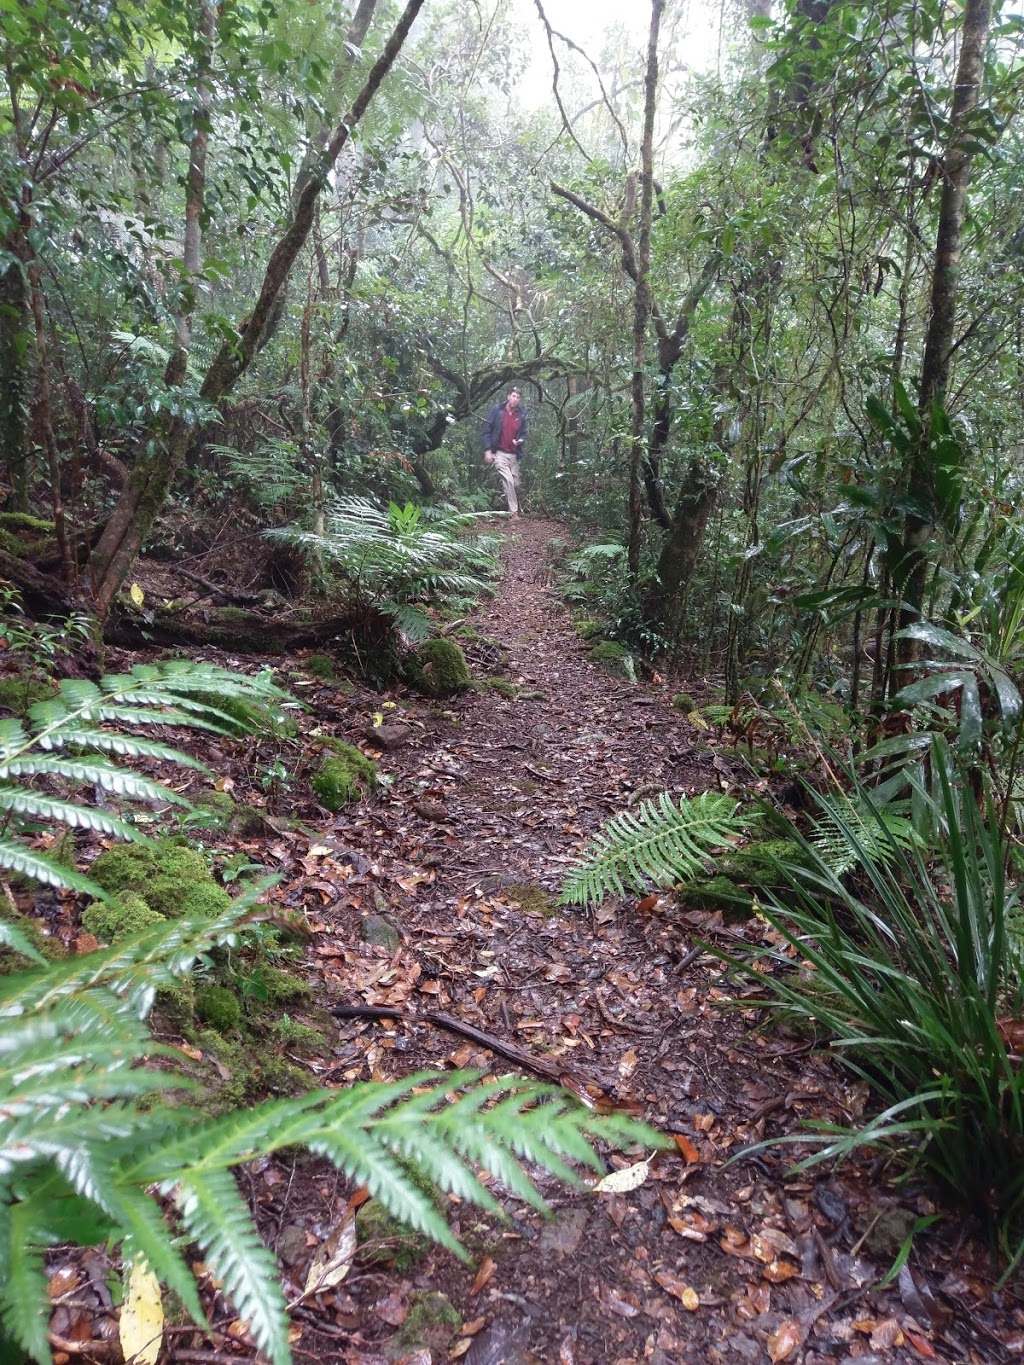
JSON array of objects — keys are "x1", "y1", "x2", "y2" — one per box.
[
  {"x1": 0, "y1": 920, "x2": 45, "y2": 964},
  {"x1": 0, "y1": 789, "x2": 149, "y2": 841},
  {"x1": 0, "y1": 1202, "x2": 51, "y2": 1363},
  {"x1": 175, "y1": 1168, "x2": 289, "y2": 1362},
  {"x1": 0, "y1": 836, "x2": 102, "y2": 894},
  {"x1": 30, "y1": 727, "x2": 211, "y2": 766},
  {"x1": 560, "y1": 792, "x2": 745, "y2": 906}
]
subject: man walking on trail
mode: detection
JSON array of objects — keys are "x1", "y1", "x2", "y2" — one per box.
[{"x1": 483, "y1": 387, "x2": 528, "y2": 520}]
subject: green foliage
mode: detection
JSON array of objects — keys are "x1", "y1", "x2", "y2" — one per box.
[
  {"x1": 560, "y1": 793, "x2": 747, "y2": 906},
  {"x1": 89, "y1": 840, "x2": 230, "y2": 919},
  {"x1": 196, "y1": 984, "x2": 243, "y2": 1031},
  {"x1": 406, "y1": 638, "x2": 471, "y2": 696},
  {"x1": 0, "y1": 661, "x2": 290, "y2": 893},
  {"x1": 82, "y1": 892, "x2": 165, "y2": 944},
  {"x1": 303, "y1": 654, "x2": 337, "y2": 680},
  {"x1": 0, "y1": 900, "x2": 660, "y2": 1365},
  {"x1": 312, "y1": 746, "x2": 378, "y2": 811},
  {"x1": 732, "y1": 742, "x2": 1024, "y2": 1262},
  {"x1": 275, "y1": 498, "x2": 500, "y2": 633}
]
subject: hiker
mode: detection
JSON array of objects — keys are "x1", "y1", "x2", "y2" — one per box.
[{"x1": 483, "y1": 387, "x2": 528, "y2": 519}]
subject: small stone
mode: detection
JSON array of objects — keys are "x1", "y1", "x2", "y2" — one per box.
[
  {"x1": 362, "y1": 914, "x2": 401, "y2": 951},
  {"x1": 538, "y1": 1206, "x2": 589, "y2": 1255},
  {"x1": 366, "y1": 724, "x2": 412, "y2": 751},
  {"x1": 276, "y1": 1224, "x2": 308, "y2": 1268}
]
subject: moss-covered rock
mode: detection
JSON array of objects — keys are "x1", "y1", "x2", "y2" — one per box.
[
  {"x1": 82, "y1": 891, "x2": 166, "y2": 944},
  {"x1": 303, "y1": 654, "x2": 336, "y2": 680},
  {"x1": 0, "y1": 512, "x2": 55, "y2": 558},
  {"x1": 503, "y1": 883, "x2": 557, "y2": 918},
  {"x1": 406, "y1": 638, "x2": 471, "y2": 697},
  {"x1": 356, "y1": 1200, "x2": 432, "y2": 1271},
  {"x1": 196, "y1": 984, "x2": 242, "y2": 1031},
  {"x1": 312, "y1": 742, "x2": 378, "y2": 812},
  {"x1": 478, "y1": 677, "x2": 518, "y2": 698},
  {"x1": 574, "y1": 619, "x2": 605, "y2": 640},
  {"x1": 587, "y1": 640, "x2": 634, "y2": 677},
  {"x1": 89, "y1": 839, "x2": 230, "y2": 918},
  {"x1": 187, "y1": 790, "x2": 237, "y2": 829},
  {"x1": 672, "y1": 692, "x2": 696, "y2": 713},
  {"x1": 261, "y1": 965, "x2": 313, "y2": 1004},
  {"x1": 387, "y1": 1291, "x2": 461, "y2": 1357}
]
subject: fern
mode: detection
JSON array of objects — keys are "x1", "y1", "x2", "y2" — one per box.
[
  {"x1": 0, "y1": 661, "x2": 289, "y2": 892},
  {"x1": 810, "y1": 791, "x2": 921, "y2": 877},
  {"x1": 0, "y1": 902, "x2": 662, "y2": 1365},
  {"x1": 560, "y1": 792, "x2": 746, "y2": 906}
]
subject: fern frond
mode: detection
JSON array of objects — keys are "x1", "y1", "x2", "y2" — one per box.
[
  {"x1": 0, "y1": 920, "x2": 45, "y2": 965},
  {"x1": 560, "y1": 792, "x2": 745, "y2": 906},
  {"x1": 175, "y1": 1168, "x2": 287, "y2": 1360},
  {"x1": 387, "y1": 603, "x2": 436, "y2": 643},
  {"x1": 0, "y1": 836, "x2": 103, "y2": 894},
  {"x1": 811, "y1": 792, "x2": 920, "y2": 877},
  {"x1": 0, "y1": 789, "x2": 150, "y2": 840},
  {"x1": 1, "y1": 1202, "x2": 50, "y2": 1363}
]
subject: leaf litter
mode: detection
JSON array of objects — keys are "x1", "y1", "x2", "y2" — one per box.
[{"x1": 34, "y1": 518, "x2": 1024, "y2": 1364}]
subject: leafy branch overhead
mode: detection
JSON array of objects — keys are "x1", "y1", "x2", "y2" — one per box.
[
  {"x1": 0, "y1": 661, "x2": 291, "y2": 893},
  {"x1": 560, "y1": 792, "x2": 746, "y2": 906},
  {"x1": 0, "y1": 902, "x2": 660, "y2": 1365}
]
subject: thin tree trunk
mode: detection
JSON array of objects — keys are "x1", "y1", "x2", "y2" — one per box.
[
  {"x1": 627, "y1": 0, "x2": 662, "y2": 575},
  {"x1": 90, "y1": 0, "x2": 425, "y2": 617},
  {"x1": 899, "y1": 0, "x2": 992, "y2": 631}
]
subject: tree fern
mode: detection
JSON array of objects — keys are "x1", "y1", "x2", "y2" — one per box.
[
  {"x1": 0, "y1": 901, "x2": 662, "y2": 1365},
  {"x1": 0, "y1": 661, "x2": 289, "y2": 892},
  {"x1": 560, "y1": 792, "x2": 746, "y2": 906}
]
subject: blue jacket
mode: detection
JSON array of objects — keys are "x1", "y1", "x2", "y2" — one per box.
[{"x1": 483, "y1": 400, "x2": 528, "y2": 457}]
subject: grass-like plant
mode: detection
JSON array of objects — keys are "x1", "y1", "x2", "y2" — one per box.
[
  {"x1": 559, "y1": 792, "x2": 746, "y2": 906},
  {"x1": 732, "y1": 743, "x2": 1024, "y2": 1264},
  {"x1": 0, "y1": 894, "x2": 657, "y2": 1365}
]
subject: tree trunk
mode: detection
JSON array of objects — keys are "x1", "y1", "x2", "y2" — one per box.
[
  {"x1": 899, "y1": 0, "x2": 992, "y2": 631},
  {"x1": 627, "y1": 0, "x2": 662, "y2": 575},
  {"x1": 88, "y1": 0, "x2": 426, "y2": 618},
  {"x1": 0, "y1": 254, "x2": 29, "y2": 511}
]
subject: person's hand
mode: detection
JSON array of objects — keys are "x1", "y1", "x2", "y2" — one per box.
[{"x1": 483, "y1": 451, "x2": 494, "y2": 464}]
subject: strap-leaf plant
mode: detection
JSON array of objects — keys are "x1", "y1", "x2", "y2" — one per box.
[
  {"x1": 0, "y1": 897, "x2": 659, "y2": 1365},
  {"x1": 0, "y1": 660, "x2": 291, "y2": 892},
  {"x1": 560, "y1": 792, "x2": 746, "y2": 906}
]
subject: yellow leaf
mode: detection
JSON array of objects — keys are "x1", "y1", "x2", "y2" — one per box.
[
  {"x1": 303, "y1": 1210, "x2": 357, "y2": 1297},
  {"x1": 119, "y1": 1257, "x2": 163, "y2": 1365},
  {"x1": 372, "y1": 712, "x2": 384, "y2": 727},
  {"x1": 594, "y1": 1159, "x2": 649, "y2": 1193},
  {"x1": 129, "y1": 582, "x2": 145, "y2": 608}
]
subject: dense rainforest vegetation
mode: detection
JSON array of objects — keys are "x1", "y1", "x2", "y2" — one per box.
[{"x1": 6, "y1": 0, "x2": 1024, "y2": 1359}]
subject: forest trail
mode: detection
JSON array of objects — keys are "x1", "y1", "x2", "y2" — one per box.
[{"x1": 283, "y1": 520, "x2": 1004, "y2": 1365}]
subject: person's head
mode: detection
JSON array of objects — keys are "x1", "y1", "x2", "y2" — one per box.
[{"x1": 506, "y1": 388, "x2": 521, "y2": 409}]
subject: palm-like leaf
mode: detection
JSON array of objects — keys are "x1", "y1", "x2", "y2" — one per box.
[{"x1": 560, "y1": 792, "x2": 746, "y2": 906}]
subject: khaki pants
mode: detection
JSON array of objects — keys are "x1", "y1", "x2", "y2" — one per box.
[{"x1": 493, "y1": 450, "x2": 521, "y2": 515}]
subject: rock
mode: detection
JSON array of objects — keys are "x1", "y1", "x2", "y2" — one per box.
[
  {"x1": 412, "y1": 799, "x2": 449, "y2": 823},
  {"x1": 386, "y1": 1291, "x2": 461, "y2": 1359},
  {"x1": 276, "y1": 1223, "x2": 308, "y2": 1268},
  {"x1": 366, "y1": 723, "x2": 412, "y2": 751},
  {"x1": 362, "y1": 914, "x2": 401, "y2": 951},
  {"x1": 537, "y1": 1206, "x2": 588, "y2": 1255}
]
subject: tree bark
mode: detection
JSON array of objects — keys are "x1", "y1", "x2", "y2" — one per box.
[
  {"x1": 89, "y1": 0, "x2": 426, "y2": 618},
  {"x1": 899, "y1": 0, "x2": 992, "y2": 628},
  {"x1": 627, "y1": 0, "x2": 662, "y2": 575}
]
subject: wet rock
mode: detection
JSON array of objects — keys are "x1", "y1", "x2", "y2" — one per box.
[
  {"x1": 366, "y1": 723, "x2": 412, "y2": 750},
  {"x1": 537, "y1": 1206, "x2": 589, "y2": 1256},
  {"x1": 362, "y1": 913, "x2": 401, "y2": 950}
]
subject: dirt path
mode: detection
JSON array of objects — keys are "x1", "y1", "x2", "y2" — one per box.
[{"x1": 284, "y1": 520, "x2": 1008, "y2": 1365}]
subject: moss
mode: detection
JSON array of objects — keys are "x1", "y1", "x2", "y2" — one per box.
[
  {"x1": 303, "y1": 654, "x2": 336, "y2": 680},
  {"x1": 196, "y1": 984, "x2": 242, "y2": 1031},
  {"x1": 503, "y1": 883, "x2": 557, "y2": 918},
  {"x1": 0, "y1": 675, "x2": 57, "y2": 717},
  {"x1": 0, "y1": 512, "x2": 54, "y2": 535},
  {"x1": 261, "y1": 965, "x2": 312, "y2": 1004},
  {"x1": 587, "y1": 640, "x2": 628, "y2": 662},
  {"x1": 355, "y1": 1199, "x2": 432, "y2": 1271},
  {"x1": 672, "y1": 692, "x2": 696, "y2": 713},
  {"x1": 389, "y1": 1291, "x2": 461, "y2": 1354},
  {"x1": 726, "y1": 839, "x2": 808, "y2": 881},
  {"x1": 0, "y1": 512, "x2": 55, "y2": 558},
  {"x1": 405, "y1": 638, "x2": 471, "y2": 697},
  {"x1": 0, "y1": 906, "x2": 65, "y2": 975},
  {"x1": 82, "y1": 891, "x2": 165, "y2": 944},
  {"x1": 216, "y1": 607, "x2": 263, "y2": 625},
  {"x1": 574, "y1": 619, "x2": 605, "y2": 640},
  {"x1": 269, "y1": 1016, "x2": 324, "y2": 1052},
  {"x1": 479, "y1": 677, "x2": 518, "y2": 698},
  {"x1": 89, "y1": 839, "x2": 229, "y2": 918},
  {"x1": 187, "y1": 790, "x2": 237, "y2": 829},
  {"x1": 312, "y1": 743, "x2": 377, "y2": 812},
  {"x1": 680, "y1": 875, "x2": 754, "y2": 914}
]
